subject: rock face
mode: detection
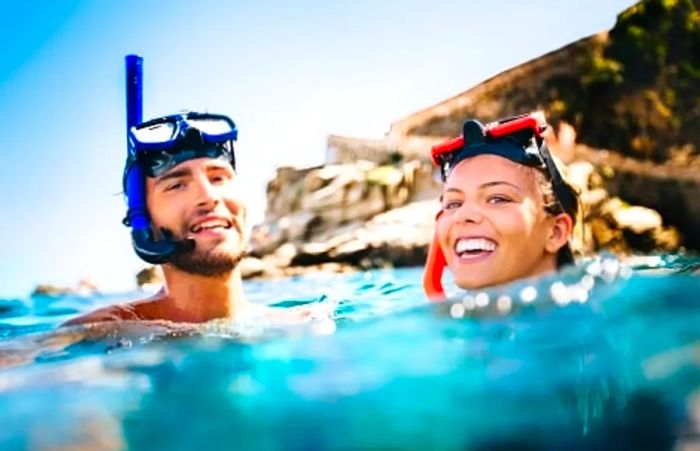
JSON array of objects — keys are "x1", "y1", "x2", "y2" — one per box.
[
  {"x1": 245, "y1": 159, "x2": 441, "y2": 278},
  {"x1": 569, "y1": 144, "x2": 700, "y2": 250},
  {"x1": 290, "y1": 200, "x2": 438, "y2": 268},
  {"x1": 31, "y1": 279, "x2": 99, "y2": 297},
  {"x1": 561, "y1": 151, "x2": 683, "y2": 255},
  {"x1": 135, "y1": 267, "x2": 163, "y2": 290},
  {"x1": 250, "y1": 159, "x2": 439, "y2": 256}
]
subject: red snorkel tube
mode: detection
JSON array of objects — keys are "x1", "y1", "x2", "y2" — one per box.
[
  {"x1": 422, "y1": 136, "x2": 464, "y2": 302},
  {"x1": 423, "y1": 217, "x2": 448, "y2": 302}
]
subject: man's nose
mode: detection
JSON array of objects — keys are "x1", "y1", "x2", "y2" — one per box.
[{"x1": 193, "y1": 175, "x2": 220, "y2": 209}]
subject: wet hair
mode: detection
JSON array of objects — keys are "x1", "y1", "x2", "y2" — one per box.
[{"x1": 531, "y1": 163, "x2": 580, "y2": 269}]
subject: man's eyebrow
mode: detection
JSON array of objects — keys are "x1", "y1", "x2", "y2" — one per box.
[
  {"x1": 206, "y1": 162, "x2": 232, "y2": 172},
  {"x1": 155, "y1": 168, "x2": 192, "y2": 185}
]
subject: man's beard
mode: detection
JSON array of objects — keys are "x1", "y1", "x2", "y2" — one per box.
[
  {"x1": 169, "y1": 245, "x2": 246, "y2": 277},
  {"x1": 159, "y1": 215, "x2": 247, "y2": 277}
]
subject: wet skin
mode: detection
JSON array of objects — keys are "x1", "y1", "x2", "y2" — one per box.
[{"x1": 436, "y1": 154, "x2": 572, "y2": 290}]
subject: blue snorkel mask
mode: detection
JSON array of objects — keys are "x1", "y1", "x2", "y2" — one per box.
[{"x1": 122, "y1": 112, "x2": 238, "y2": 264}]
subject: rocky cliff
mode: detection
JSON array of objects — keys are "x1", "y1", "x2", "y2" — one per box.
[{"x1": 242, "y1": 159, "x2": 441, "y2": 278}]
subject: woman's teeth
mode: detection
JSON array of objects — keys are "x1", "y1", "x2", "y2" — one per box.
[{"x1": 455, "y1": 238, "x2": 497, "y2": 256}]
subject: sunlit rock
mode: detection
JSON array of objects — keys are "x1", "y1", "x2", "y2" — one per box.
[
  {"x1": 239, "y1": 257, "x2": 267, "y2": 279},
  {"x1": 567, "y1": 161, "x2": 596, "y2": 192},
  {"x1": 612, "y1": 206, "x2": 663, "y2": 234},
  {"x1": 135, "y1": 267, "x2": 162, "y2": 291}
]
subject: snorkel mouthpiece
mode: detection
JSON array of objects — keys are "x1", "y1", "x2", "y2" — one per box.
[{"x1": 131, "y1": 227, "x2": 195, "y2": 264}]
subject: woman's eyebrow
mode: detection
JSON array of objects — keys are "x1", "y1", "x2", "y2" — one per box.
[{"x1": 479, "y1": 180, "x2": 522, "y2": 192}]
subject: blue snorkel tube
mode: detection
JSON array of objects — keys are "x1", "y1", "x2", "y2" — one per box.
[{"x1": 124, "y1": 55, "x2": 193, "y2": 264}]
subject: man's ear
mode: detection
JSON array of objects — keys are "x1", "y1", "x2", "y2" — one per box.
[{"x1": 545, "y1": 213, "x2": 573, "y2": 254}]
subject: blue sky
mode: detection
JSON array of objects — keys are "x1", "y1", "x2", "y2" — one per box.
[{"x1": 0, "y1": 0, "x2": 635, "y2": 298}]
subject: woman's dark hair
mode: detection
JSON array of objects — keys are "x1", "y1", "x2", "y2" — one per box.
[{"x1": 533, "y1": 166, "x2": 581, "y2": 269}]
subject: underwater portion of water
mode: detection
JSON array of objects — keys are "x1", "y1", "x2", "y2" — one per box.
[{"x1": 1, "y1": 255, "x2": 699, "y2": 450}]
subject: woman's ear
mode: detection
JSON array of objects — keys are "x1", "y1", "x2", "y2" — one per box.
[{"x1": 545, "y1": 213, "x2": 573, "y2": 253}]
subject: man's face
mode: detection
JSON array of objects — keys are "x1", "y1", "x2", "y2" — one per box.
[{"x1": 145, "y1": 157, "x2": 247, "y2": 277}]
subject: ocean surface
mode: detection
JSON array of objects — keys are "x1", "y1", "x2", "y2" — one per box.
[{"x1": 0, "y1": 255, "x2": 699, "y2": 450}]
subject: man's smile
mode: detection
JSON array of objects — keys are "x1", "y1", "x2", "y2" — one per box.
[{"x1": 189, "y1": 215, "x2": 233, "y2": 234}]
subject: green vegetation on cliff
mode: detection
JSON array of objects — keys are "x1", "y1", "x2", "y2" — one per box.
[{"x1": 554, "y1": 0, "x2": 700, "y2": 161}]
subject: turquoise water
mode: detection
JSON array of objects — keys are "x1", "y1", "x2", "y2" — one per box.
[{"x1": 1, "y1": 256, "x2": 699, "y2": 450}]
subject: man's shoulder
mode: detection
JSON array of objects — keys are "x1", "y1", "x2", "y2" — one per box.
[{"x1": 61, "y1": 298, "x2": 155, "y2": 327}]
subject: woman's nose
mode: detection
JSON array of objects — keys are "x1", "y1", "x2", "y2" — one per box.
[{"x1": 454, "y1": 202, "x2": 484, "y2": 224}]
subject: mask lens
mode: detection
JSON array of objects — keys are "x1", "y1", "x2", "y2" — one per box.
[
  {"x1": 132, "y1": 122, "x2": 177, "y2": 144},
  {"x1": 186, "y1": 117, "x2": 233, "y2": 136}
]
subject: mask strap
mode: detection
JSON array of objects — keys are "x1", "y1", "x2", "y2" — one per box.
[{"x1": 538, "y1": 140, "x2": 570, "y2": 213}]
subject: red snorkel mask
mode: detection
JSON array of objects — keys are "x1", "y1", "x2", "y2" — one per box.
[{"x1": 422, "y1": 114, "x2": 567, "y2": 301}]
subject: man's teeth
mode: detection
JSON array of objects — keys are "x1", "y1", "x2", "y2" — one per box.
[
  {"x1": 191, "y1": 220, "x2": 230, "y2": 232},
  {"x1": 455, "y1": 238, "x2": 497, "y2": 254}
]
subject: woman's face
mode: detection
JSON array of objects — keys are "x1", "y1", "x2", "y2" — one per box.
[{"x1": 436, "y1": 154, "x2": 570, "y2": 289}]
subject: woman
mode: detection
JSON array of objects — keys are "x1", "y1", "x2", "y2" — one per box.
[{"x1": 423, "y1": 114, "x2": 580, "y2": 300}]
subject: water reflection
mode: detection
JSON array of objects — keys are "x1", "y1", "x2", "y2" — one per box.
[{"x1": 0, "y1": 260, "x2": 698, "y2": 449}]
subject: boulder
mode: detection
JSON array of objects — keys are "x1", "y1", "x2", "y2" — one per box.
[
  {"x1": 567, "y1": 161, "x2": 596, "y2": 192},
  {"x1": 136, "y1": 267, "x2": 162, "y2": 289},
  {"x1": 239, "y1": 257, "x2": 267, "y2": 279},
  {"x1": 271, "y1": 243, "x2": 298, "y2": 268},
  {"x1": 249, "y1": 211, "x2": 315, "y2": 256},
  {"x1": 589, "y1": 217, "x2": 627, "y2": 252},
  {"x1": 612, "y1": 206, "x2": 663, "y2": 234},
  {"x1": 580, "y1": 188, "x2": 609, "y2": 216},
  {"x1": 31, "y1": 280, "x2": 100, "y2": 297}
]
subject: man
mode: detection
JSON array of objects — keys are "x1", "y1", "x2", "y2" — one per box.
[{"x1": 64, "y1": 112, "x2": 266, "y2": 326}]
